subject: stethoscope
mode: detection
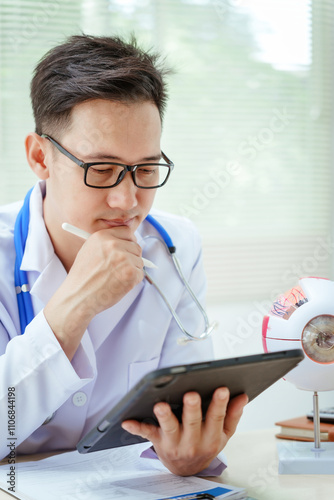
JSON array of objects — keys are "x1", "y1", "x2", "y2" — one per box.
[{"x1": 14, "y1": 188, "x2": 217, "y2": 344}]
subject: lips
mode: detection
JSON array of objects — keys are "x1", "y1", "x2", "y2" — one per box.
[{"x1": 101, "y1": 218, "x2": 135, "y2": 228}]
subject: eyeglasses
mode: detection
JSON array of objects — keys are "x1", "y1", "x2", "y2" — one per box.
[{"x1": 41, "y1": 134, "x2": 174, "y2": 189}]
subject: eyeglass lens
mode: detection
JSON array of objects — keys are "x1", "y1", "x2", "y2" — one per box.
[{"x1": 86, "y1": 163, "x2": 170, "y2": 188}]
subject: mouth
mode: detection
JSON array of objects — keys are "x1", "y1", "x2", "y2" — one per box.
[{"x1": 101, "y1": 218, "x2": 136, "y2": 228}]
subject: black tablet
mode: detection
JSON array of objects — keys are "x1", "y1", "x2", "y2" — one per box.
[{"x1": 77, "y1": 349, "x2": 304, "y2": 453}]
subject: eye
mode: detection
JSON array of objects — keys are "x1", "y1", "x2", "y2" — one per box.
[
  {"x1": 90, "y1": 165, "x2": 115, "y2": 175},
  {"x1": 137, "y1": 166, "x2": 157, "y2": 175},
  {"x1": 90, "y1": 166, "x2": 113, "y2": 174}
]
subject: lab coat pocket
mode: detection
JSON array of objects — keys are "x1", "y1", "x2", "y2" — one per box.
[{"x1": 128, "y1": 356, "x2": 160, "y2": 390}]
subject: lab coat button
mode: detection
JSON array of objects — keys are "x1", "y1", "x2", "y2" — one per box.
[{"x1": 72, "y1": 392, "x2": 87, "y2": 407}]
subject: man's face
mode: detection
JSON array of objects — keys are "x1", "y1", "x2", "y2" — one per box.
[{"x1": 42, "y1": 99, "x2": 161, "y2": 241}]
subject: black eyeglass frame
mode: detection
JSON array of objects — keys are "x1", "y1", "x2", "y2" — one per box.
[{"x1": 40, "y1": 134, "x2": 174, "y2": 189}]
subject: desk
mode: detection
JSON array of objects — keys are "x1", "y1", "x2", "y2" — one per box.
[
  {"x1": 219, "y1": 428, "x2": 334, "y2": 499},
  {"x1": 1, "y1": 429, "x2": 333, "y2": 499}
]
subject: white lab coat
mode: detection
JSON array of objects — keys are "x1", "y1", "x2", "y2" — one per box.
[{"x1": 0, "y1": 181, "x2": 214, "y2": 460}]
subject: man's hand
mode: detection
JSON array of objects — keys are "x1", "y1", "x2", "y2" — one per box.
[
  {"x1": 44, "y1": 226, "x2": 144, "y2": 360},
  {"x1": 121, "y1": 387, "x2": 248, "y2": 476},
  {"x1": 66, "y1": 226, "x2": 144, "y2": 313}
]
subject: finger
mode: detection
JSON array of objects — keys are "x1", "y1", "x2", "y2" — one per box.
[
  {"x1": 223, "y1": 393, "x2": 248, "y2": 439},
  {"x1": 181, "y1": 392, "x2": 202, "y2": 443},
  {"x1": 203, "y1": 387, "x2": 230, "y2": 439},
  {"x1": 153, "y1": 402, "x2": 180, "y2": 445},
  {"x1": 121, "y1": 420, "x2": 160, "y2": 442},
  {"x1": 92, "y1": 228, "x2": 141, "y2": 256},
  {"x1": 99, "y1": 225, "x2": 138, "y2": 242}
]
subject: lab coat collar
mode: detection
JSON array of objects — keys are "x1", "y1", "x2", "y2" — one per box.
[
  {"x1": 19, "y1": 181, "x2": 70, "y2": 317},
  {"x1": 20, "y1": 181, "x2": 55, "y2": 274}
]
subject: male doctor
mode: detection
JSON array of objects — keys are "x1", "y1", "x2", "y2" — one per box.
[{"x1": 0, "y1": 34, "x2": 247, "y2": 475}]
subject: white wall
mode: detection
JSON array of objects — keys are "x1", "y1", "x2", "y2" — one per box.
[{"x1": 209, "y1": 302, "x2": 334, "y2": 431}]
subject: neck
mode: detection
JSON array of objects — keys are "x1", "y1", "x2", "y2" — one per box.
[{"x1": 43, "y1": 200, "x2": 83, "y2": 273}]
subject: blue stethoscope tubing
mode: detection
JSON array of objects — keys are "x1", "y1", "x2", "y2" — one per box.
[
  {"x1": 144, "y1": 215, "x2": 216, "y2": 343},
  {"x1": 14, "y1": 187, "x2": 35, "y2": 335},
  {"x1": 145, "y1": 214, "x2": 175, "y2": 253},
  {"x1": 14, "y1": 189, "x2": 216, "y2": 342}
]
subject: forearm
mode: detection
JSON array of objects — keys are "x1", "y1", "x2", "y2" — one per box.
[
  {"x1": 43, "y1": 287, "x2": 94, "y2": 361},
  {"x1": 0, "y1": 311, "x2": 94, "y2": 459},
  {"x1": 44, "y1": 229, "x2": 145, "y2": 360}
]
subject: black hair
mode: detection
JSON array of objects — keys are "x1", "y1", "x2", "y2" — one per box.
[{"x1": 30, "y1": 34, "x2": 170, "y2": 136}]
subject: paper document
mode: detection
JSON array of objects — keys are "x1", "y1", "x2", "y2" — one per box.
[{"x1": 0, "y1": 444, "x2": 246, "y2": 500}]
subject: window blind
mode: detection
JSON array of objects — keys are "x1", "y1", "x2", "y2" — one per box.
[{"x1": 0, "y1": 0, "x2": 333, "y2": 304}]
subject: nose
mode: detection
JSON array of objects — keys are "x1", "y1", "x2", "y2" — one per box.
[{"x1": 105, "y1": 172, "x2": 138, "y2": 211}]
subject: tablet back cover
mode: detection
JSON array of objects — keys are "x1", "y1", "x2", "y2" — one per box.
[{"x1": 77, "y1": 349, "x2": 303, "y2": 453}]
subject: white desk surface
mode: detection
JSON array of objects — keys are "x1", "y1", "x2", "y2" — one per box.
[
  {"x1": 218, "y1": 428, "x2": 334, "y2": 499},
  {"x1": 1, "y1": 428, "x2": 333, "y2": 499}
]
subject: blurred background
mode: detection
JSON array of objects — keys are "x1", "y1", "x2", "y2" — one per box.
[{"x1": 1, "y1": 0, "x2": 333, "y2": 430}]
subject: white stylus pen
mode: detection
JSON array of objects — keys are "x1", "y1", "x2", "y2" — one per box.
[{"x1": 62, "y1": 222, "x2": 158, "y2": 269}]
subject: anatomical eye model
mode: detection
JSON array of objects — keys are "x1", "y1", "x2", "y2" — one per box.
[
  {"x1": 262, "y1": 277, "x2": 334, "y2": 474},
  {"x1": 269, "y1": 284, "x2": 334, "y2": 363},
  {"x1": 270, "y1": 286, "x2": 308, "y2": 319},
  {"x1": 263, "y1": 277, "x2": 334, "y2": 391}
]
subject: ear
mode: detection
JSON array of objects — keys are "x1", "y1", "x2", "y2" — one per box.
[{"x1": 25, "y1": 133, "x2": 51, "y2": 180}]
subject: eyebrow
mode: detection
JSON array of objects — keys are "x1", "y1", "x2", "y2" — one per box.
[{"x1": 85, "y1": 152, "x2": 163, "y2": 163}]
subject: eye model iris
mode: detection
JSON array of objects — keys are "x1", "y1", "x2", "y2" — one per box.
[{"x1": 302, "y1": 314, "x2": 334, "y2": 364}]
